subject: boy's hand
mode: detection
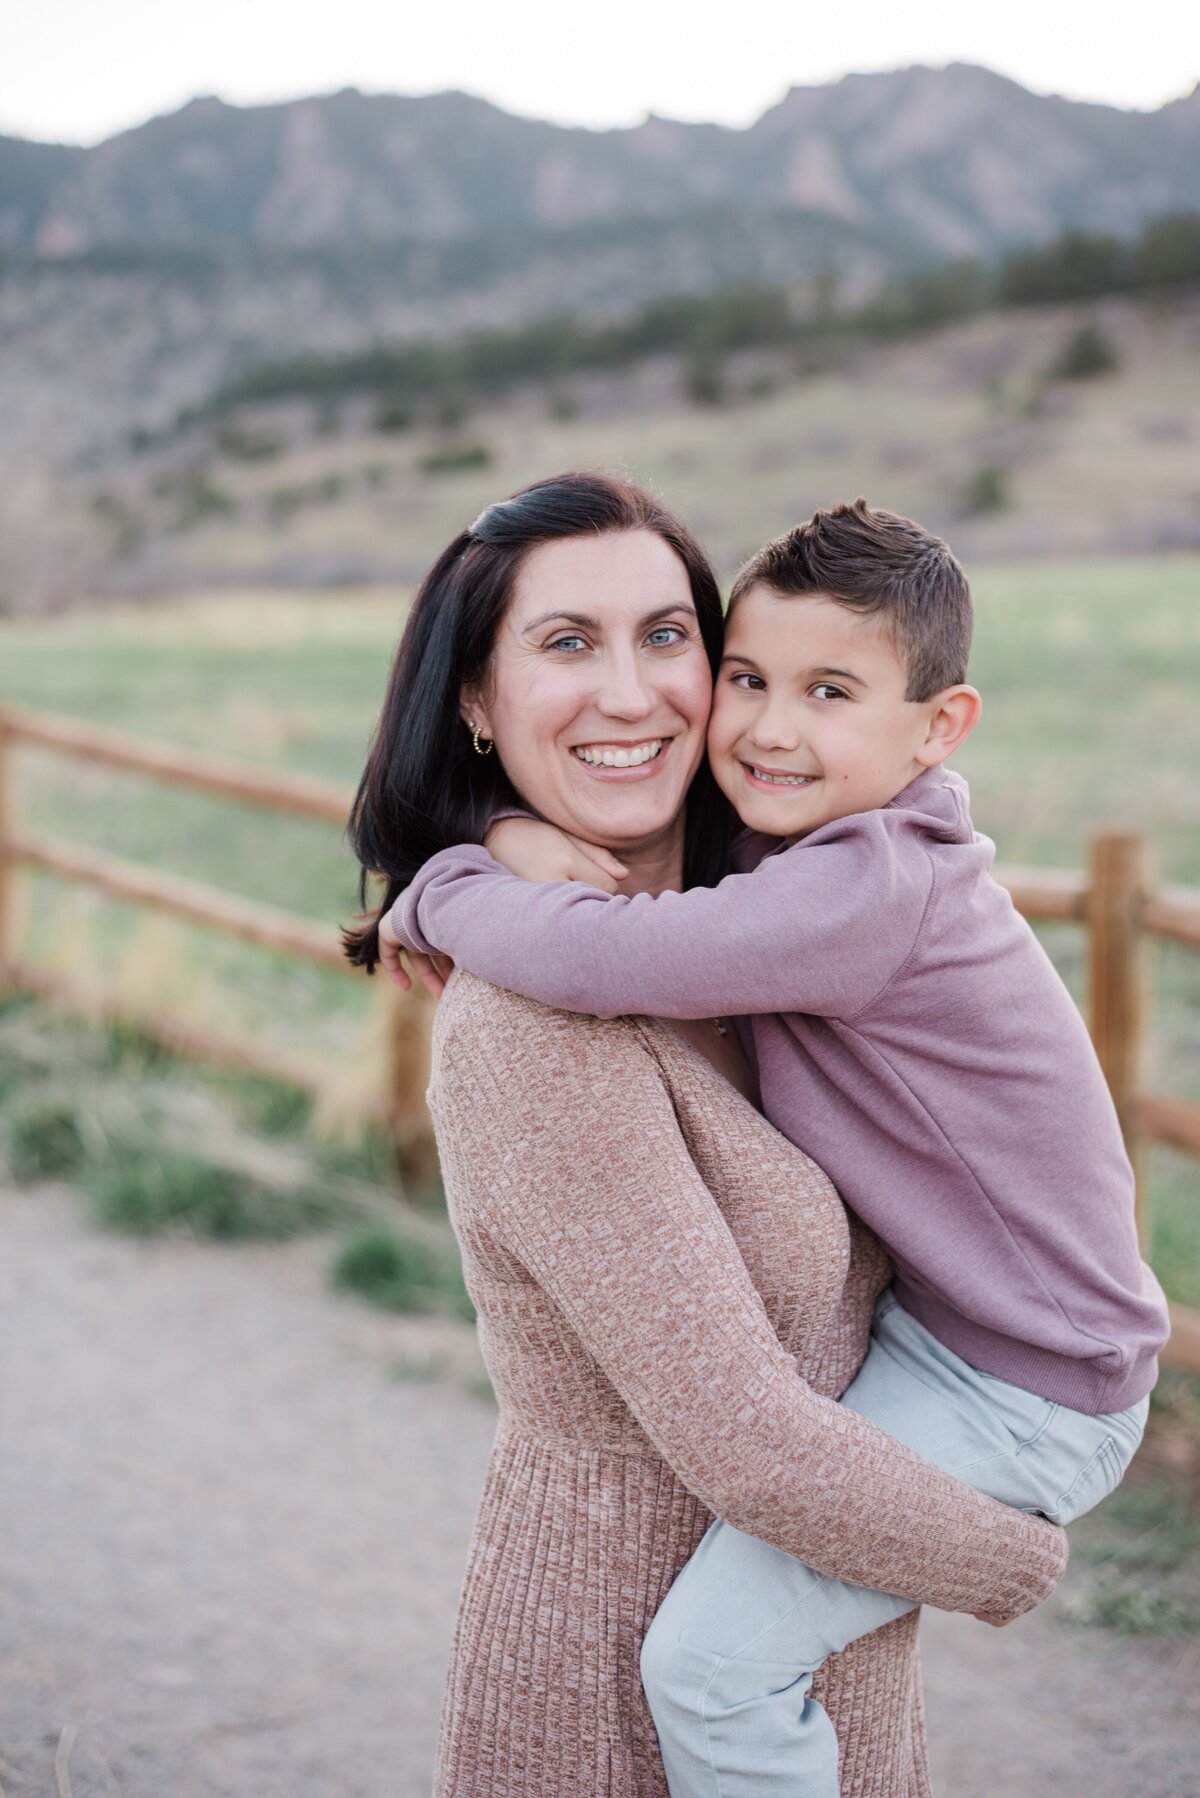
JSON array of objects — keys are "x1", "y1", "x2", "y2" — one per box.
[
  {"x1": 484, "y1": 818, "x2": 629, "y2": 893},
  {"x1": 972, "y1": 1613, "x2": 1010, "y2": 1627},
  {"x1": 377, "y1": 908, "x2": 453, "y2": 998}
]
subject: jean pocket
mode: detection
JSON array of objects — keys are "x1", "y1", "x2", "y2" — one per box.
[{"x1": 1047, "y1": 1435, "x2": 1123, "y2": 1526}]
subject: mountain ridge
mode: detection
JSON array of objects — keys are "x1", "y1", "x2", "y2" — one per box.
[{"x1": 4, "y1": 64, "x2": 1197, "y2": 262}]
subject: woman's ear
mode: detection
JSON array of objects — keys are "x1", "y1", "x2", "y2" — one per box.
[
  {"x1": 916, "y1": 685, "x2": 982, "y2": 769},
  {"x1": 459, "y1": 683, "x2": 494, "y2": 741}
]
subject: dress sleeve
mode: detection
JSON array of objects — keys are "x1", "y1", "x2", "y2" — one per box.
[
  {"x1": 444, "y1": 989, "x2": 1067, "y2": 1619},
  {"x1": 392, "y1": 813, "x2": 931, "y2": 1022}
]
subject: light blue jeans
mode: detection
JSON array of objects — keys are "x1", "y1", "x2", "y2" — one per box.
[{"x1": 641, "y1": 1292, "x2": 1149, "y2": 1798}]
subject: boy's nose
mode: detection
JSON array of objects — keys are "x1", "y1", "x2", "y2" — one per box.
[{"x1": 748, "y1": 707, "x2": 805, "y2": 752}]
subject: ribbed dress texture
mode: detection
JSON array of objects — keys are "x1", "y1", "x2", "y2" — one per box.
[{"x1": 428, "y1": 974, "x2": 1067, "y2": 1796}]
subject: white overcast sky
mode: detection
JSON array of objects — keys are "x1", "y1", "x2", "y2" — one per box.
[{"x1": 3, "y1": 0, "x2": 1198, "y2": 145}]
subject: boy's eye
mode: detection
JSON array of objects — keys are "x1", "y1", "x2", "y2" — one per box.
[
  {"x1": 811, "y1": 682, "x2": 848, "y2": 701},
  {"x1": 731, "y1": 671, "x2": 766, "y2": 691}
]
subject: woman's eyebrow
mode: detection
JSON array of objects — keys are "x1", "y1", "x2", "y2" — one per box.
[
  {"x1": 523, "y1": 604, "x2": 695, "y2": 632},
  {"x1": 523, "y1": 610, "x2": 598, "y2": 631}
]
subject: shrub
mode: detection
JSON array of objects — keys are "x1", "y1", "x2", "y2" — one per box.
[
  {"x1": 215, "y1": 423, "x2": 285, "y2": 462},
  {"x1": 418, "y1": 442, "x2": 493, "y2": 475},
  {"x1": 1131, "y1": 212, "x2": 1200, "y2": 289},
  {"x1": 86, "y1": 1145, "x2": 339, "y2": 1240},
  {"x1": 435, "y1": 393, "x2": 469, "y2": 430},
  {"x1": 267, "y1": 473, "x2": 346, "y2": 521},
  {"x1": 684, "y1": 346, "x2": 726, "y2": 406},
  {"x1": 332, "y1": 1225, "x2": 472, "y2": 1318},
  {"x1": 546, "y1": 387, "x2": 579, "y2": 422},
  {"x1": 744, "y1": 370, "x2": 780, "y2": 401},
  {"x1": 1047, "y1": 322, "x2": 1119, "y2": 382},
  {"x1": 373, "y1": 394, "x2": 412, "y2": 433},
  {"x1": 98, "y1": 1020, "x2": 176, "y2": 1076},
  {"x1": 960, "y1": 464, "x2": 1010, "y2": 517},
  {"x1": 91, "y1": 491, "x2": 143, "y2": 556},
  {"x1": 859, "y1": 258, "x2": 990, "y2": 335},
  {"x1": 6, "y1": 1093, "x2": 89, "y2": 1182},
  {"x1": 171, "y1": 469, "x2": 234, "y2": 530},
  {"x1": 999, "y1": 231, "x2": 1127, "y2": 305}
]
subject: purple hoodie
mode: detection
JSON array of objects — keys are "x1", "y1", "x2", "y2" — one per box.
[{"x1": 392, "y1": 766, "x2": 1167, "y2": 1413}]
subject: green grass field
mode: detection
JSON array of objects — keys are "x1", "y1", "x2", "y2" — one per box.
[{"x1": 1, "y1": 552, "x2": 1198, "y2": 1297}]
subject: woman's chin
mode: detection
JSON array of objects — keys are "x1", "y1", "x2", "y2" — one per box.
[
  {"x1": 576, "y1": 790, "x2": 684, "y2": 844},
  {"x1": 554, "y1": 769, "x2": 689, "y2": 847}
]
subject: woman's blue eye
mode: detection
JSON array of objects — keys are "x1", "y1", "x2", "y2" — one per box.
[
  {"x1": 550, "y1": 635, "x2": 587, "y2": 653},
  {"x1": 646, "y1": 626, "x2": 684, "y2": 647}
]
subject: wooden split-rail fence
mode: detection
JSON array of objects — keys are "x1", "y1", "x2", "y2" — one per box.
[{"x1": 1, "y1": 700, "x2": 1198, "y2": 1373}]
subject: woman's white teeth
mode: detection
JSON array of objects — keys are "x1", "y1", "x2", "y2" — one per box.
[{"x1": 573, "y1": 739, "x2": 663, "y2": 768}]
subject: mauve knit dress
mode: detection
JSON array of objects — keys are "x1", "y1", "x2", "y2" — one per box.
[{"x1": 428, "y1": 973, "x2": 1067, "y2": 1796}]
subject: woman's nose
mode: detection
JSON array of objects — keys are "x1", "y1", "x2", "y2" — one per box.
[{"x1": 594, "y1": 653, "x2": 657, "y2": 719}]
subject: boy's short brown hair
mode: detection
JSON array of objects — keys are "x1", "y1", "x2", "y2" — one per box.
[{"x1": 728, "y1": 498, "x2": 972, "y2": 702}]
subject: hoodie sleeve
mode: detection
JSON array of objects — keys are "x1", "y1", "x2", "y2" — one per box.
[{"x1": 390, "y1": 811, "x2": 933, "y2": 1021}]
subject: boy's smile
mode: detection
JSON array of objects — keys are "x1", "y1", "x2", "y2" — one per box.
[{"x1": 707, "y1": 583, "x2": 968, "y2": 841}]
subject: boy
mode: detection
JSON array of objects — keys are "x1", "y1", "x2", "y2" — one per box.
[{"x1": 386, "y1": 499, "x2": 1168, "y2": 1796}]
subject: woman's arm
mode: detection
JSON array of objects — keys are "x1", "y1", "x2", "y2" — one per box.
[
  {"x1": 392, "y1": 812, "x2": 931, "y2": 1022},
  {"x1": 441, "y1": 987, "x2": 1066, "y2": 1620}
]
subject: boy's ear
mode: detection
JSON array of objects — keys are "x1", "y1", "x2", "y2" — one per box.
[{"x1": 915, "y1": 685, "x2": 981, "y2": 769}]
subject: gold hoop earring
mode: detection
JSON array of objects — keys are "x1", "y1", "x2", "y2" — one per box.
[{"x1": 469, "y1": 720, "x2": 494, "y2": 757}]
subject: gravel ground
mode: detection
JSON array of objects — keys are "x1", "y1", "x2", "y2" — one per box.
[{"x1": 3, "y1": 1187, "x2": 1197, "y2": 1797}]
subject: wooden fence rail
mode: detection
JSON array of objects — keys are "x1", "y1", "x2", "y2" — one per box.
[
  {"x1": 0, "y1": 702, "x2": 437, "y2": 1177},
  {"x1": 0, "y1": 700, "x2": 1197, "y2": 1369}
]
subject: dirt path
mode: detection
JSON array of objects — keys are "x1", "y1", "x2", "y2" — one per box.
[{"x1": 3, "y1": 1188, "x2": 1197, "y2": 1797}]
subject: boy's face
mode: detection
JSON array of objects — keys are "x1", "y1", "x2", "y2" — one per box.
[{"x1": 707, "y1": 583, "x2": 945, "y2": 841}]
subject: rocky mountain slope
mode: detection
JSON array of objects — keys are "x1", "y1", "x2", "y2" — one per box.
[{"x1": 4, "y1": 64, "x2": 1198, "y2": 262}]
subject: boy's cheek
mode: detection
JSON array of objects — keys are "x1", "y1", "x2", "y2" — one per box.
[
  {"x1": 704, "y1": 720, "x2": 742, "y2": 806},
  {"x1": 705, "y1": 688, "x2": 735, "y2": 754},
  {"x1": 704, "y1": 721, "x2": 729, "y2": 775}
]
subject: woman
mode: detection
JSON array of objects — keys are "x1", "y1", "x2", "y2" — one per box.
[{"x1": 344, "y1": 473, "x2": 1065, "y2": 1796}]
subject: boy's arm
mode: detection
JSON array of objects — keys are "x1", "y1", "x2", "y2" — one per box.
[
  {"x1": 390, "y1": 814, "x2": 931, "y2": 1020},
  {"x1": 447, "y1": 991, "x2": 1068, "y2": 1618}
]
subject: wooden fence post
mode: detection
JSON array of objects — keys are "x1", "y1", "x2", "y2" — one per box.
[
  {"x1": 1088, "y1": 831, "x2": 1150, "y2": 1238},
  {"x1": 383, "y1": 982, "x2": 440, "y2": 1188},
  {"x1": 0, "y1": 708, "x2": 19, "y2": 970}
]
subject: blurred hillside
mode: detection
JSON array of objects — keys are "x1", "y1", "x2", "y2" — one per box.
[
  {"x1": 1, "y1": 64, "x2": 1198, "y2": 608},
  {"x1": 3, "y1": 267, "x2": 1197, "y2": 607}
]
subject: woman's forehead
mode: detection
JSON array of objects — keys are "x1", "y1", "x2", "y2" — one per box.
[{"x1": 508, "y1": 529, "x2": 693, "y2": 628}]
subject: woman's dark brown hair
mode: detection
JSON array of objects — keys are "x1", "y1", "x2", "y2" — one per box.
[{"x1": 342, "y1": 470, "x2": 730, "y2": 972}]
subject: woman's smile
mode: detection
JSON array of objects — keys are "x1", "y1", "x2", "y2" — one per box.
[{"x1": 570, "y1": 736, "x2": 669, "y2": 775}]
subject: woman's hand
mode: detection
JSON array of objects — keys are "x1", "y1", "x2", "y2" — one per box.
[
  {"x1": 485, "y1": 818, "x2": 629, "y2": 892},
  {"x1": 377, "y1": 908, "x2": 453, "y2": 997}
]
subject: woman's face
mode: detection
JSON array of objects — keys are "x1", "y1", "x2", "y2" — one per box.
[{"x1": 465, "y1": 529, "x2": 712, "y2": 854}]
